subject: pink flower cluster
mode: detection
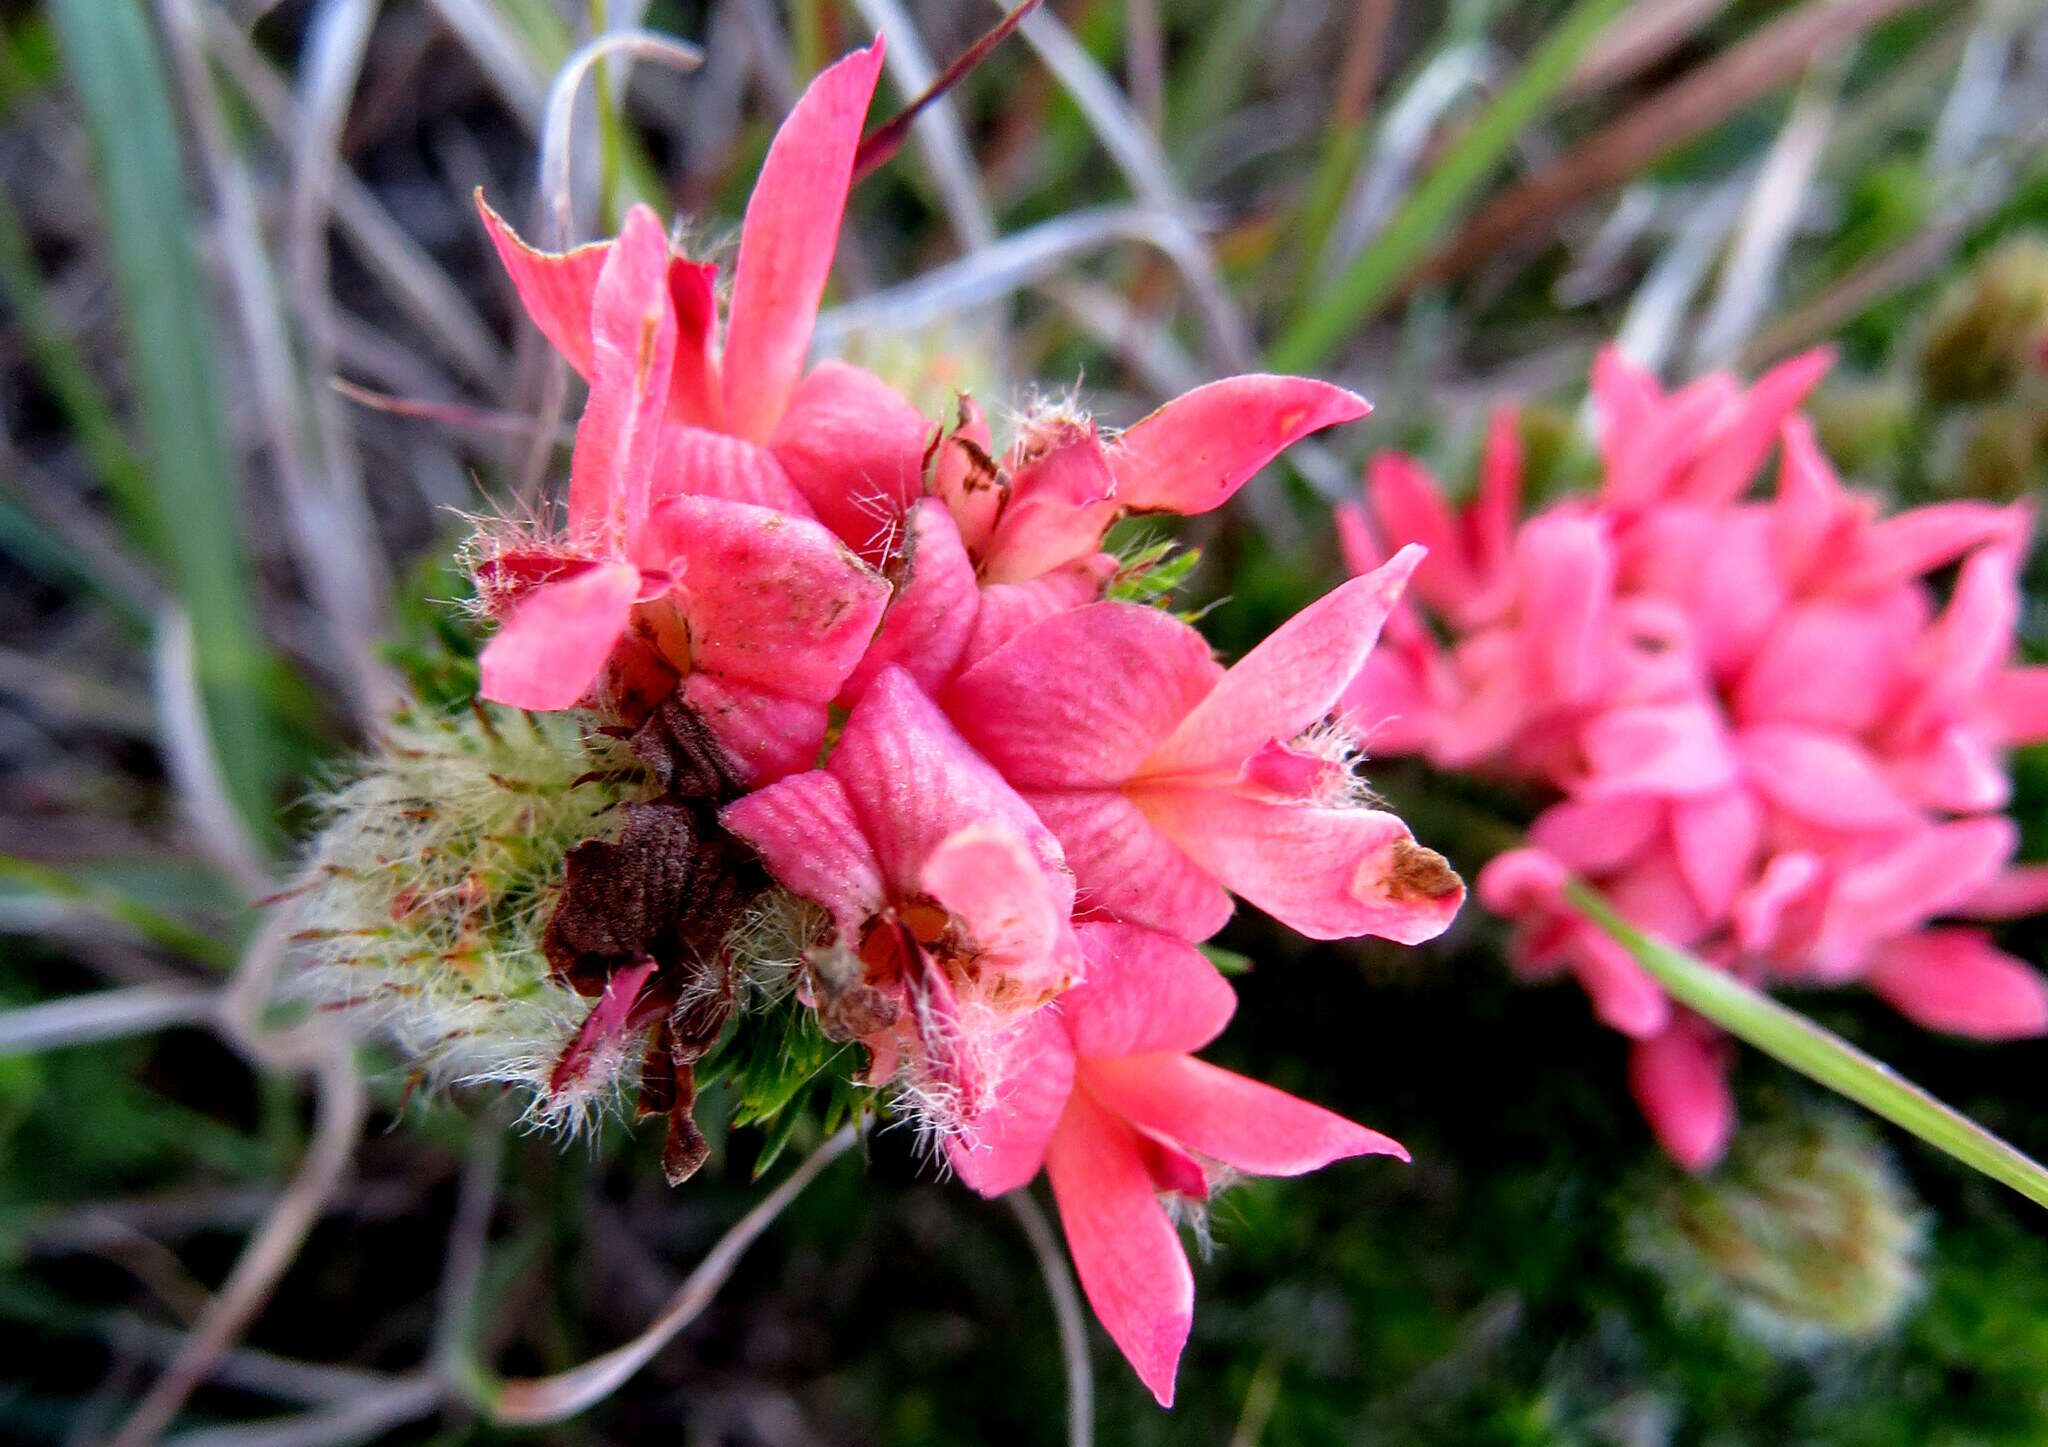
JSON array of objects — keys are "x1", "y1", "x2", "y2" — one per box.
[
  {"x1": 1342, "y1": 348, "x2": 2048, "y2": 1170},
  {"x1": 468, "y1": 39, "x2": 1462, "y2": 1404}
]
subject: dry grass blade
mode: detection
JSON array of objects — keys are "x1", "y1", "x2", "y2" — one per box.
[
  {"x1": 200, "y1": 8, "x2": 505, "y2": 390},
  {"x1": 161, "y1": 1373, "x2": 444, "y2": 1447},
  {"x1": 0, "y1": 985, "x2": 218, "y2": 1055},
  {"x1": 151, "y1": 608, "x2": 274, "y2": 900},
  {"x1": 1429, "y1": 0, "x2": 1940, "y2": 286},
  {"x1": 423, "y1": 0, "x2": 546, "y2": 131},
  {"x1": 1568, "y1": 0, "x2": 1737, "y2": 96},
  {"x1": 1008, "y1": 1192, "x2": 1094, "y2": 1447}
]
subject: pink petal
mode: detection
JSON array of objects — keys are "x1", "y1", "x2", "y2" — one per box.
[
  {"x1": 1771, "y1": 415, "x2": 1859, "y2": 580},
  {"x1": 643, "y1": 494, "x2": 889, "y2": 698},
  {"x1": 1669, "y1": 788, "x2": 1762, "y2": 923},
  {"x1": 978, "y1": 425, "x2": 1120, "y2": 584},
  {"x1": 1334, "y1": 499, "x2": 1385, "y2": 576},
  {"x1": 1733, "y1": 593, "x2": 1921, "y2": 733},
  {"x1": 1888, "y1": 724, "x2": 2010, "y2": 814},
  {"x1": 665, "y1": 258, "x2": 723, "y2": 429},
  {"x1": 1516, "y1": 514, "x2": 1613, "y2": 700},
  {"x1": 1022, "y1": 789, "x2": 1234, "y2": 942},
  {"x1": 568, "y1": 206, "x2": 677, "y2": 542},
  {"x1": 1143, "y1": 548, "x2": 1425, "y2": 782},
  {"x1": 721, "y1": 40, "x2": 886, "y2": 442},
  {"x1": 944, "y1": 1008, "x2": 1076, "y2": 1195},
  {"x1": 1606, "y1": 844, "x2": 1710, "y2": 948},
  {"x1": 1110, "y1": 375, "x2": 1369, "y2": 516},
  {"x1": 719, "y1": 769, "x2": 884, "y2": 937},
  {"x1": 921, "y1": 823, "x2": 1080, "y2": 1003},
  {"x1": 1133, "y1": 786, "x2": 1463, "y2": 943},
  {"x1": 648, "y1": 426, "x2": 816, "y2": 516},
  {"x1": 1867, "y1": 929, "x2": 2048, "y2": 1039},
  {"x1": 1366, "y1": 455, "x2": 1474, "y2": 613},
  {"x1": 1064, "y1": 922, "x2": 1237, "y2": 1058},
  {"x1": 1910, "y1": 542, "x2": 2020, "y2": 717},
  {"x1": 1985, "y1": 666, "x2": 2048, "y2": 745},
  {"x1": 1677, "y1": 347, "x2": 1831, "y2": 505},
  {"x1": 1628, "y1": 1019, "x2": 1735, "y2": 1171},
  {"x1": 1529, "y1": 796, "x2": 1665, "y2": 875},
  {"x1": 1832, "y1": 501, "x2": 2024, "y2": 593},
  {"x1": 931, "y1": 394, "x2": 1001, "y2": 553},
  {"x1": 476, "y1": 561, "x2": 639, "y2": 710},
  {"x1": 1590, "y1": 345, "x2": 1662, "y2": 466},
  {"x1": 1823, "y1": 816, "x2": 2017, "y2": 947},
  {"x1": 965, "y1": 555, "x2": 1119, "y2": 668},
  {"x1": 1733, "y1": 851, "x2": 1824, "y2": 956},
  {"x1": 476, "y1": 191, "x2": 606, "y2": 377},
  {"x1": 1735, "y1": 724, "x2": 1919, "y2": 831},
  {"x1": 1084, "y1": 1054, "x2": 1408, "y2": 1175},
  {"x1": 1571, "y1": 928, "x2": 1673, "y2": 1039},
  {"x1": 831, "y1": 667, "x2": 1060, "y2": 894},
  {"x1": 839, "y1": 498, "x2": 979, "y2": 703},
  {"x1": 546, "y1": 957, "x2": 660, "y2": 1101},
  {"x1": 1475, "y1": 847, "x2": 1568, "y2": 919},
  {"x1": 1043, "y1": 1088, "x2": 1193, "y2": 1408},
  {"x1": 1959, "y1": 864, "x2": 2048, "y2": 920},
  {"x1": 946, "y1": 602, "x2": 1222, "y2": 791},
  {"x1": 678, "y1": 672, "x2": 833, "y2": 787},
  {"x1": 768, "y1": 360, "x2": 932, "y2": 556},
  {"x1": 1578, "y1": 703, "x2": 1738, "y2": 799},
  {"x1": 1470, "y1": 408, "x2": 1523, "y2": 579}
]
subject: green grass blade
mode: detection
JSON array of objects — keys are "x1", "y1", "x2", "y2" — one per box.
[
  {"x1": 1267, "y1": 0, "x2": 1632, "y2": 372},
  {"x1": 1565, "y1": 879, "x2": 2048, "y2": 1212},
  {"x1": 47, "y1": 0, "x2": 281, "y2": 839}
]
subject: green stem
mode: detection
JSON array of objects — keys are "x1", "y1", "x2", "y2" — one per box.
[
  {"x1": 1267, "y1": 0, "x2": 1632, "y2": 372},
  {"x1": 1565, "y1": 880, "x2": 2048, "y2": 1211}
]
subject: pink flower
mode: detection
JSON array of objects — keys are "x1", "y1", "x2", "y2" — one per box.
[
  {"x1": 719, "y1": 668, "x2": 1082, "y2": 1127},
  {"x1": 944, "y1": 922, "x2": 1404, "y2": 1405},
  {"x1": 944, "y1": 547, "x2": 1465, "y2": 944},
  {"x1": 1351, "y1": 348, "x2": 2048, "y2": 1169},
  {"x1": 469, "y1": 199, "x2": 894, "y2": 781}
]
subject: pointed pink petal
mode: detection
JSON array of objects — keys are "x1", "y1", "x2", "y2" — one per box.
[
  {"x1": 832, "y1": 667, "x2": 1061, "y2": 893},
  {"x1": 922, "y1": 823, "x2": 1080, "y2": 1002},
  {"x1": 1888, "y1": 724, "x2": 2009, "y2": 814},
  {"x1": 1133, "y1": 786, "x2": 1463, "y2": 943},
  {"x1": 1735, "y1": 723, "x2": 1920, "y2": 830},
  {"x1": 568, "y1": 206, "x2": 678, "y2": 540},
  {"x1": 1670, "y1": 789, "x2": 1762, "y2": 923},
  {"x1": 1475, "y1": 847, "x2": 1568, "y2": 919},
  {"x1": 1085, "y1": 1054, "x2": 1408, "y2": 1175},
  {"x1": 944, "y1": 1008, "x2": 1075, "y2": 1195},
  {"x1": 476, "y1": 561, "x2": 639, "y2": 710},
  {"x1": 1959, "y1": 864, "x2": 2048, "y2": 920},
  {"x1": 1064, "y1": 922, "x2": 1236, "y2": 1058},
  {"x1": 1733, "y1": 851, "x2": 1824, "y2": 955},
  {"x1": 665, "y1": 257, "x2": 723, "y2": 429},
  {"x1": 1771, "y1": 415, "x2": 1858, "y2": 580},
  {"x1": 931, "y1": 394, "x2": 1000, "y2": 553},
  {"x1": 1334, "y1": 499, "x2": 1386, "y2": 576},
  {"x1": 719, "y1": 768, "x2": 884, "y2": 936},
  {"x1": 1910, "y1": 541, "x2": 2020, "y2": 716},
  {"x1": 1629, "y1": 1020, "x2": 1734, "y2": 1171},
  {"x1": 1578, "y1": 703, "x2": 1738, "y2": 799},
  {"x1": 1677, "y1": 347, "x2": 1831, "y2": 505},
  {"x1": 768, "y1": 360, "x2": 932, "y2": 556},
  {"x1": 1572, "y1": 929, "x2": 1673, "y2": 1039},
  {"x1": 721, "y1": 40, "x2": 886, "y2": 441},
  {"x1": 1022, "y1": 789, "x2": 1234, "y2": 941},
  {"x1": 1470, "y1": 408, "x2": 1523, "y2": 579},
  {"x1": 1590, "y1": 345, "x2": 1661, "y2": 468},
  {"x1": 476, "y1": 191, "x2": 605, "y2": 377},
  {"x1": 1824, "y1": 816, "x2": 2017, "y2": 947},
  {"x1": 946, "y1": 602, "x2": 1222, "y2": 791},
  {"x1": 1867, "y1": 929, "x2": 2048, "y2": 1039},
  {"x1": 1529, "y1": 796, "x2": 1664, "y2": 875},
  {"x1": 1043, "y1": 1089, "x2": 1193, "y2": 1408},
  {"x1": 1833, "y1": 501, "x2": 2024, "y2": 593},
  {"x1": 1367, "y1": 455, "x2": 1473, "y2": 613},
  {"x1": 642, "y1": 495, "x2": 888, "y2": 698},
  {"x1": 1606, "y1": 845, "x2": 1710, "y2": 948},
  {"x1": 1109, "y1": 375, "x2": 1368, "y2": 516},
  {"x1": 1144, "y1": 548, "x2": 1425, "y2": 782},
  {"x1": 546, "y1": 957, "x2": 659, "y2": 1101},
  {"x1": 679, "y1": 672, "x2": 832, "y2": 786},
  {"x1": 978, "y1": 426, "x2": 1120, "y2": 585},
  {"x1": 965, "y1": 554, "x2": 1118, "y2": 669},
  {"x1": 1516, "y1": 514, "x2": 1613, "y2": 700},
  {"x1": 839, "y1": 498, "x2": 979, "y2": 703},
  {"x1": 648, "y1": 426, "x2": 815, "y2": 516}
]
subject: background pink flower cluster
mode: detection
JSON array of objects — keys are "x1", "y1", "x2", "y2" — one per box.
[
  {"x1": 464, "y1": 38, "x2": 1463, "y2": 1406},
  {"x1": 1341, "y1": 348, "x2": 2048, "y2": 1171}
]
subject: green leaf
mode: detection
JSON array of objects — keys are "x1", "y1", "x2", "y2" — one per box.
[
  {"x1": 1268, "y1": 0, "x2": 1635, "y2": 372},
  {"x1": 1565, "y1": 879, "x2": 2048, "y2": 1212},
  {"x1": 47, "y1": 0, "x2": 282, "y2": 839}
]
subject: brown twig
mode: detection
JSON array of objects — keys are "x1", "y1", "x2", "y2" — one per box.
[{"x1": 852, "y1": 0, "x2": 1046, "y2": 183}]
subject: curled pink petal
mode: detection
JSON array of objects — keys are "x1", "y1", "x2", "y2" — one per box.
[
  {"x1": 1110, "y1": 375, "x2": 1368, "y2": 516},
  {"x1": 476, "y1": 562, "x2": 640, "y2": 710},
  {"x1": 476, "y1": 192, "x2": 605, "y2": 377},
  {"x1": 1629, "y1": 1019, "x2": 1734, "y2": 1171}
]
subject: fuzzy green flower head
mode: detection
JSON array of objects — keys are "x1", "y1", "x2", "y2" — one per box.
[
  {"x1": 1625, "y1": 1108, "x2": 1928, "y2": 1354},
  {"x1": 1918, "y1": 234, "x2": 2048, "y2": 407}
]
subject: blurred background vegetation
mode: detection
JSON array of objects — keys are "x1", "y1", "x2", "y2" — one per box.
[{"x1": 2, "y1": 0, "x2": 2046, "y2": 1442}]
